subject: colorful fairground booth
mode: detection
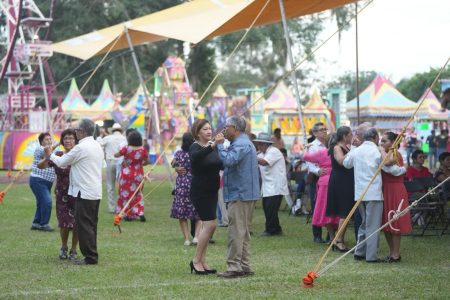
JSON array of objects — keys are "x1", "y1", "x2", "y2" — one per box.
[
  {"x1": 152, "y1": 56, "x2": 192, "y2": 153},
  {"x1": 414, "y1": 88, "x2": 450, "y2": 148},
  {"x1": 261, "y1": 81, "x2": 333, "y2": 143},
  {"x1": 347, "y1": 75, "x2": 416, "y2": 131}
]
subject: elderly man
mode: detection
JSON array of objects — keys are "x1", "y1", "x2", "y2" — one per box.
[
  {"x1": 343, "y1": 127, "x2": 383, "y2": 263},
  {"x1": 215, "y1": 116, "x2": 260, "y2": 278},
  {"x1": 255, "y1": 132, "x2": 289, "y2": 236},
  {"x1": 305, "y1": 122, "x2": 328, "y2": 243},
  {"x1": 46, "y1": 119, "x2": 103, "y2": 265},
  {"x1": 98, "y1": 123, "x2": 126, "y2": 213}
]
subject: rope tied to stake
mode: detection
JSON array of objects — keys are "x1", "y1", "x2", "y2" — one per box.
[
  {"x1": 0, "y1": 170, "x2": 26, "y2": 204},
  {"x1": 302, "y1": 271, "x2": 318, "y2": 288}
]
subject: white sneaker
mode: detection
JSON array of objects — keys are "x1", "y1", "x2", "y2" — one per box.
[
  {"x1": 184, "y1": 240, "x2": 191, "y2": 246},
  {"x1": 192, "y1": 237, "x2": 198, "y2": 245}
]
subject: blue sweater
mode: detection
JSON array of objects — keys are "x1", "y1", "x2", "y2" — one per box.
[{"x1": 217, "y1": 134, "x2": 260, "y2": 203}]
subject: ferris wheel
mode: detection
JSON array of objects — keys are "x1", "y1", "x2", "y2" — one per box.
[{"x1": 0, "y1": 0, "x2": 58, "y2": 132}]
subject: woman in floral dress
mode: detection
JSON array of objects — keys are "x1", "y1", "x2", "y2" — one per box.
[
  {"x1": 115, "y1": 130, "x2": 148, "y2": 221},
  {"x1": 170, "y1": 133, "x2": 200, "y2": 246},
  {"x1": 39, "y1": 129, "x2": 78, "y2": 260}
]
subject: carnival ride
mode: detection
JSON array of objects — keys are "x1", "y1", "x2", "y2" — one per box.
[
  {"x1": 0, "y1": 0, "x2": 65, "y2": 170},
  {"x1": 0, "y1": 0, "x2": 62, "y2": 132}
]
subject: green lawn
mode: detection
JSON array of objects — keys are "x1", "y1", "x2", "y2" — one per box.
[{"x1": 0, "y1": 178, "x2": 449, "y2": 299}]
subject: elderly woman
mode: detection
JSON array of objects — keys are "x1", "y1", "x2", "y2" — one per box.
[
  {"x1": 380, "y1": 132, "x2": 411, "y2": 262},
  {"x1": 189, "y1": 119, "x2": 223, "y2": 275},
  {"x1": 405, "y1": 150, "x2": 432, "y2": 181},
  {"x1": 39, "y1": 129, "x2": 78, "y2": 260},
  {"x1": 115, "y1": 130, "x2": 149, "y2": 221},
  {"x1": 170, "y1": 132, "x2": 200, "y2": 246}
]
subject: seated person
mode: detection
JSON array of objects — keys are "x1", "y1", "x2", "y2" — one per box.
[
  {"x1": 434, "y1": 152, "x2": 450, "y2": 195},
  {"x1": 405, "y1": 150, "x2": 432, "y2": 181}
]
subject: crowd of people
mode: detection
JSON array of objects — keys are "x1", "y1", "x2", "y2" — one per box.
[
  {"x1": 29, "y1": 119, "x2": 149, "y2": 265},
  {"x1": 28, "y1": 116, "x2": 449, "y2": 273}
]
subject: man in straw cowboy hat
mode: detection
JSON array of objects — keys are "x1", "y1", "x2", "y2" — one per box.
[
  {"x1": 254, "y1": 132, "x2": 289, "y2": 236},
  {"x1": 98, "y1": 123, "x2": 126, "y2": 213}
]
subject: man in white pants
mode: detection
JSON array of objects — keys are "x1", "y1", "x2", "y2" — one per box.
[{"x1": 98, "y1": 123, "x2": 126, "y2": 213}]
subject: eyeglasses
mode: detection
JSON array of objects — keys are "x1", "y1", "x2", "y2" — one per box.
[
  {"x1": 316, "y1": 128, "x2": 328, "y2": 132},
  {"x1": 63, "y1": 136, "x2": 76, "y2": 141}
]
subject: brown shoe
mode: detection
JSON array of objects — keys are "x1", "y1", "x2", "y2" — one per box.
[
  {"x1": 217, "y1": 271, "x2": 243, "y2": 278},
  {"x1": 241, "y1": 270, "x2": 255, "y2": 277}
]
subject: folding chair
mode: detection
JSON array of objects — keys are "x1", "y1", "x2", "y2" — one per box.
[{"x1": 405, "y1": 178, "x2": 447, "y2": 236}]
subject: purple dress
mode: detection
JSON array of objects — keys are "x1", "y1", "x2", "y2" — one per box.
[
  {"x1": 170, "y1": 150, "x2": 198, "y2": 220},
  {"x1": 48, "y1": 151, "x2": 76, "y2": 229}
]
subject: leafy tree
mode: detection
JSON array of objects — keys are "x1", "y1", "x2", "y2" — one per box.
[
  {"x1": 396, "y1": 66, "x2": 450, "y2": 102},
  {"x1": 325, "y1": 70, "x2": 377, "y2": 101},
  {"x1": 39, "y1": 0, "x2": 184, "y2": 101},
  {"x1": 216, "y1": 14, "x2": 325, "y2": 90},
  {"x1": 186, "y1": 42, "x2": 216, "y2": 99}
]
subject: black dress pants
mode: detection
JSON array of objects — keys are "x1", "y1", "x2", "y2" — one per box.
[
  {"x1": 262, "y1": 195, "x2": 283, "y2": 234},
  {"x1": 309, "y1": 180, "x2": 323, "y2": 239},
  {"x1": 76, "y1": 195, "x2": 100, "y2": 264}
]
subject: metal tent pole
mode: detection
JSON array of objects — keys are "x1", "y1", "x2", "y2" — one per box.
[
  {"x1": 38, "y1": 56, "x2": 53, "y2": 135},
  {"x1": 124, "y1": 27, "x2": 174, "y2": 186},
  {"x1": 355, "y1": 2, "x2": 360, "y2": 125},
  {"x1": 278, "y1": 0, "x2": 308, "y2": 144}
]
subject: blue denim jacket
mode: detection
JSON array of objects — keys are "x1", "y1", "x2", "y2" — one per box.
[{"x1": 217, "y1": 134, "x2": 260, "y2": 203}]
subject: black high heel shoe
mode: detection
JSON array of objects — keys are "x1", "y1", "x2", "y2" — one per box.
[
  {"x1": 189, "y1": 261, "x2": 207, "y2": 275},
  {"x1": 204, "y1": 268, "x2": 217, "y2": 274}
]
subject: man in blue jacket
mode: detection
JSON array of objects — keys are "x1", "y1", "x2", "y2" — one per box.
[{"x1": 215, "y1": 116, "x2": 260, "y2": 278}]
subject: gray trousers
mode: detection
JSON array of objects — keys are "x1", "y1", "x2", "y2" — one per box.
[
  {"x1": 226, "y1": 201, "x2": 255, "y2": 272},
  {"x1": 354, "y1": 201, "x2": 383, "y2": 261},
  {"x1": 105, "y1": 159, "x2": 118, "y2": 212}
]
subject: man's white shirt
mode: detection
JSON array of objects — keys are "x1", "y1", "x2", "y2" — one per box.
[
  {"x1": 257, "y1": 145, "x2": 289, "y2": 197},
  {"x1": 50, "y1": 136, "x2": 103, "y2": 200}
]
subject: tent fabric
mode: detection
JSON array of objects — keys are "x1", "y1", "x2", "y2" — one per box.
[
  {"x1": 51, "y1": 15, "x2": 168, "y2": 60},
  {"x1": 213, "y1": 85, "x2": 228, "y2": 98},
  {"x1": 264, "y1": 81, "x2": 298, "y2": 112},
  {"x1": 90, "y1": 79, "x2": 115, "y2": 112},
  {"x1": 133, "y1": 0, "x2": 356, "y2": 44},
  {"x1": 415, "y1": 88, "x2": 450, "y2": 121},
  {"x1": 123, "y1": 85, "x2": 151, "y2": 114},
  {"x1": 60, "y1": 79, "x2": 92, "y2": 118},
  {"x1": 52, "y1": 0, "x2": 355, "y2": 60},
  {"x1": 347, "y1": 75, "x2": 417, "y2": 118},
  {"x1": 304, "y1": 86, "x2": 330, "y2": 116}
]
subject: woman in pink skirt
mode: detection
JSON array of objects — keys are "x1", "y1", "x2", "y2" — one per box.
[{"x1": 303, "y1": 134, "x2": 340, "y2": 242}]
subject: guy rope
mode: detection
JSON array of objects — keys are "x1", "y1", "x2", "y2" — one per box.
[{"x1": 301, "y1": 56, "x2": 450, "y2": 288}]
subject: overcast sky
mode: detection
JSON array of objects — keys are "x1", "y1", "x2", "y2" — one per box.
[{"x1": 314, "y1": 0, "x2": 450, "y2": 84}]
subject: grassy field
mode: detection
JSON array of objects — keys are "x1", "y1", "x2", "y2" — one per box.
[{"x1": 0, "y1": 175, "x2": 449, "y2": 299}]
